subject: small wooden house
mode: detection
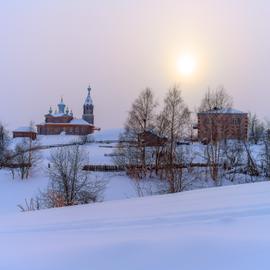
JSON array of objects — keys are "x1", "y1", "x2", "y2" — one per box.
[
  {"x1": 13, "y1": 126, "x2": 37, "y2": 140},
  {"x1": 138, "y1": 130, "x2": 167, "y2": 147}
]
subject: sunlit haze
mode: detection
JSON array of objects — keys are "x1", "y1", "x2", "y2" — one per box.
[
  {"x1": 1, "y1": 0, "x2": 270, "y2": 130},
  {"x1": 177, "y1": 53, "x2": 197, "y2": 77}
]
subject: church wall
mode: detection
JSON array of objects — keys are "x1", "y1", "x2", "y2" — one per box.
[
  {"x1": 37, "y1": 124, "x2": 95, "y2": 135},
  {"x1": 45, "y1": 115, "x2": 73, "y2": 123}
]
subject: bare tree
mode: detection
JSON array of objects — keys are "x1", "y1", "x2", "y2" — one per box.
[
  {"x1": 204, "y1": 139, "x2": 225, "y2": 185},
  {"x1": 159, "y1": 86, "x2": 190, "y2": 193},
  {"x1": 248, "y1": 113, "x2": 265, "y2": 144},
  {"x1": 198, "y1": 87, "x2": 239, "y2": 184},
  {"x1": 198, "y1": 86, "x2": 233, "y2": 112},
  {"x1": 0, "y1": 123, "x2": 9, "y2": 167},
  {"x1": 13, "y1": 137, "x2": 41, "y2": 179},
  {"x1": 125, "y1": 88, "x2": 157, "y2": 139},
  {"x1": 261, "y1": 134, "x2": 270, "y2": 178},
  {"x1": 153, "y1": 112, "x2": 168, "y2": 175},
  {"x1": 115, "y1": 88, "x2": 157, "y2": 178},
  {"x1": 222, "y1": 141, "x2": 245, "y2": 182},
  {"x1": 45, "y1": 145, "x2": 106, "y2": 207}
]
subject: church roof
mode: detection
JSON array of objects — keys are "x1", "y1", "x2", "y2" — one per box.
[
  {"x1": 84, "y1": 86, "x2": 93, "y2": 105},
  {"x1": 70, "y1": 118, "x2": 93, "y2": 125},
  {"x1": 58, "y1": 97, "x2": 65, "y2": 106},
  {"x1": 38, "y1": 118, "x2": 93, "y2": 126},
  {"x1": 48, "y1": 113, "x2": 67, "y2": 117}
]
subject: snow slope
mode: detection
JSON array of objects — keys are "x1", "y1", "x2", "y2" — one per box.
[
  {"x1": 1, "y1": 182, "x2": 270, "y2": 270},
  {"x1": 93, "y1": 128, "x2": 123, "y2": 141}
]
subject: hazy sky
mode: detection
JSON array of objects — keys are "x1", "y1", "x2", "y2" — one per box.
[{"x1": 1, "y1": 0, "x2": 270, "y2": 130}]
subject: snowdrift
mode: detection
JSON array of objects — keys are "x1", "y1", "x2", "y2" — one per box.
[{"x1": 1, "y1": 182, "x2": 270, "y2": 270}]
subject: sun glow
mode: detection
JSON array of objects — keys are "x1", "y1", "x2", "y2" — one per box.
[{"x1": 177, "y1": 53, "x2": 197, "y2": 76}]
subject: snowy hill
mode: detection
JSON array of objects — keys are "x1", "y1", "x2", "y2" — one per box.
[
  {"x1": 1, "y1": 182, "x2": 270, "y2": 270},
  {"x1": 93, "y1": 128, "x2": 123, "y2": 141}
]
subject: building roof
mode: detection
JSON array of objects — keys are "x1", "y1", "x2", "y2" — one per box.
[
  {"x1": 37, "y1": 118, "x2": 93, "y2": 126},
  {"x1": 70, "y1": 118, "x2": 93, "y2": 125},
  {"x1": 14, "y1": 126, "x2": 37, "y2": 133},
  {"x1": 84, "y1": 86, "x2": 93, "y2": 105},
  {"x1": 58, "y1": 97, "x2": 65, "y2": 106},
  {"x1": 198, "y1": 107, "x2": 247, "y2": 115},
  {"x1": 47, "y1": 113, "x2": 67, "y2": 117}
]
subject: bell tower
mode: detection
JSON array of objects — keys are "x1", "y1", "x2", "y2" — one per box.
[{"x1": 82, "y1": 85, "x2": 94, "y2": 125}]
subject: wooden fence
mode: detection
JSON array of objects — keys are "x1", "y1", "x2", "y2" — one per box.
[{"x1": 82, "y1": 163, "x2": 233, "y2": 172}]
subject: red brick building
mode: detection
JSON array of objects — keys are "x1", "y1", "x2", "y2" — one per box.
[
  {"x1": 197, "y1": 108, "x2": 248, "y2": 142},
  {"x1": 37, "y1": 86, "x2": 99, "y2": 135}
]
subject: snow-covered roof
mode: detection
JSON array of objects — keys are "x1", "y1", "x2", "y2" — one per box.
[
  {"x1": 199, "y1": 108, "x2": 246, "y2": 115},
  {"x1": 49, "y1": 113, "x2": 66, "y2": 117},
  {"x1": 70, "y1": 118, "x2": 93, "y2": 125},
  {"x1": 14, "y1": 126, "x2": 37, "y2": 133},
  {"x1": 38, "y1": 119, "x2": 93, "y2": 126}
]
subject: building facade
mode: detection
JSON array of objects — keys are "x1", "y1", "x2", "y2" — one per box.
[
  {"x1": 37, "y1": 86, "x2": 98, "y2": 135},
  {"x1": 13, "y1": 127, "x2": 37, "y2": 140},
  {"x1": 197, "y1": 108, "x2": 248, "y2": 142},
  {"x1": 138, "y1": 130, "x2": 168, "y2": 147}
]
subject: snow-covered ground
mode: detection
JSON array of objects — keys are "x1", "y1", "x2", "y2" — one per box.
[
  {"x1": 0, "y1": 171, "x2": 49, "y2": 215},
  {"x1": 0, "y1": 129, "x2": 137, "y2": 214},
  {"x1": 1, "y1": 129, "x2": 270, "y2": 269},
  {"x1": 1, "y1": 182, "x2": 270, "y2": 269},
  {"x1": 0, "y1": 169, "x2": 138, "y2": 215},
  {"x1": 93, "y1": 128, "x2": 123, "y2": 141},
  {"x1": 4, "y1": 129, "x2": 267, "y2": 215}
]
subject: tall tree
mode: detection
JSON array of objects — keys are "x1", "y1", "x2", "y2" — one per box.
[
  {"x1": 122, "y1": 88, "x2": 157, "y2": 172},
  {"x1": 198, "y1": 87, "x2": 234, "y2": 184},
  {"x1": 248, "y1": 113, "x2": 265, "y2": 144},
  {"x1": 13, "y1": 137, "x2": 41, "y2": 179},
  {"x1": 125, "y1": 88, "x2": 157, "y2": 138},
  {"x1": 199, "y1": 86, "x2": 233, "y2": 112},
  {"x1": 0, "y1": 123, "x2": 9, "y2": 167},
  {"x1": 160, "y1": 86, "x2": 190, "y2": 192}
]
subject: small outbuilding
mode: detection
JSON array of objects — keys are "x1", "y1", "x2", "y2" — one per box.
[
  {"x1": 13, "y1": 126, "x2": 37, "y2": 140},
  {"x1": 138, "y1": 130, "x2": 167, "y2": 147}
]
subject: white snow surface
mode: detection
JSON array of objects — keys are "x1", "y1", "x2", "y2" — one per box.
[
  {"x1": 36, "y1": 128, "x2": 123, "y2": 146},
  {"x1": 14, "y1": 126, "x2": 37, "y2": 132},
  {"x1": 0, "y1": 171, "x2": 49, "y2": 215},
  {"x1": 37, "y1": 134, "x2": 83, "y2": 146},
  {"x1": 70, "y1": 118, "x2": 92, "y2": 125},
  {"x1": 93, "y1": 128, "x2": 123, "y2": 141},
  {"x1": 3, "y1": 129, "x2": 270, "y2": 269},
  {"x1": 1, "y1": 182, "x2": 270, "y2": 269}
]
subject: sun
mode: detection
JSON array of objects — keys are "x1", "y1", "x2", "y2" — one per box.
[{"x1": 177, "y1": 53, "x2": 197, "y2": 76}]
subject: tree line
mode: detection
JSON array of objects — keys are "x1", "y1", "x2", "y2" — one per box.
[{"x1": 113, "y1": 86, "x2": 270, "y2": 194}]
